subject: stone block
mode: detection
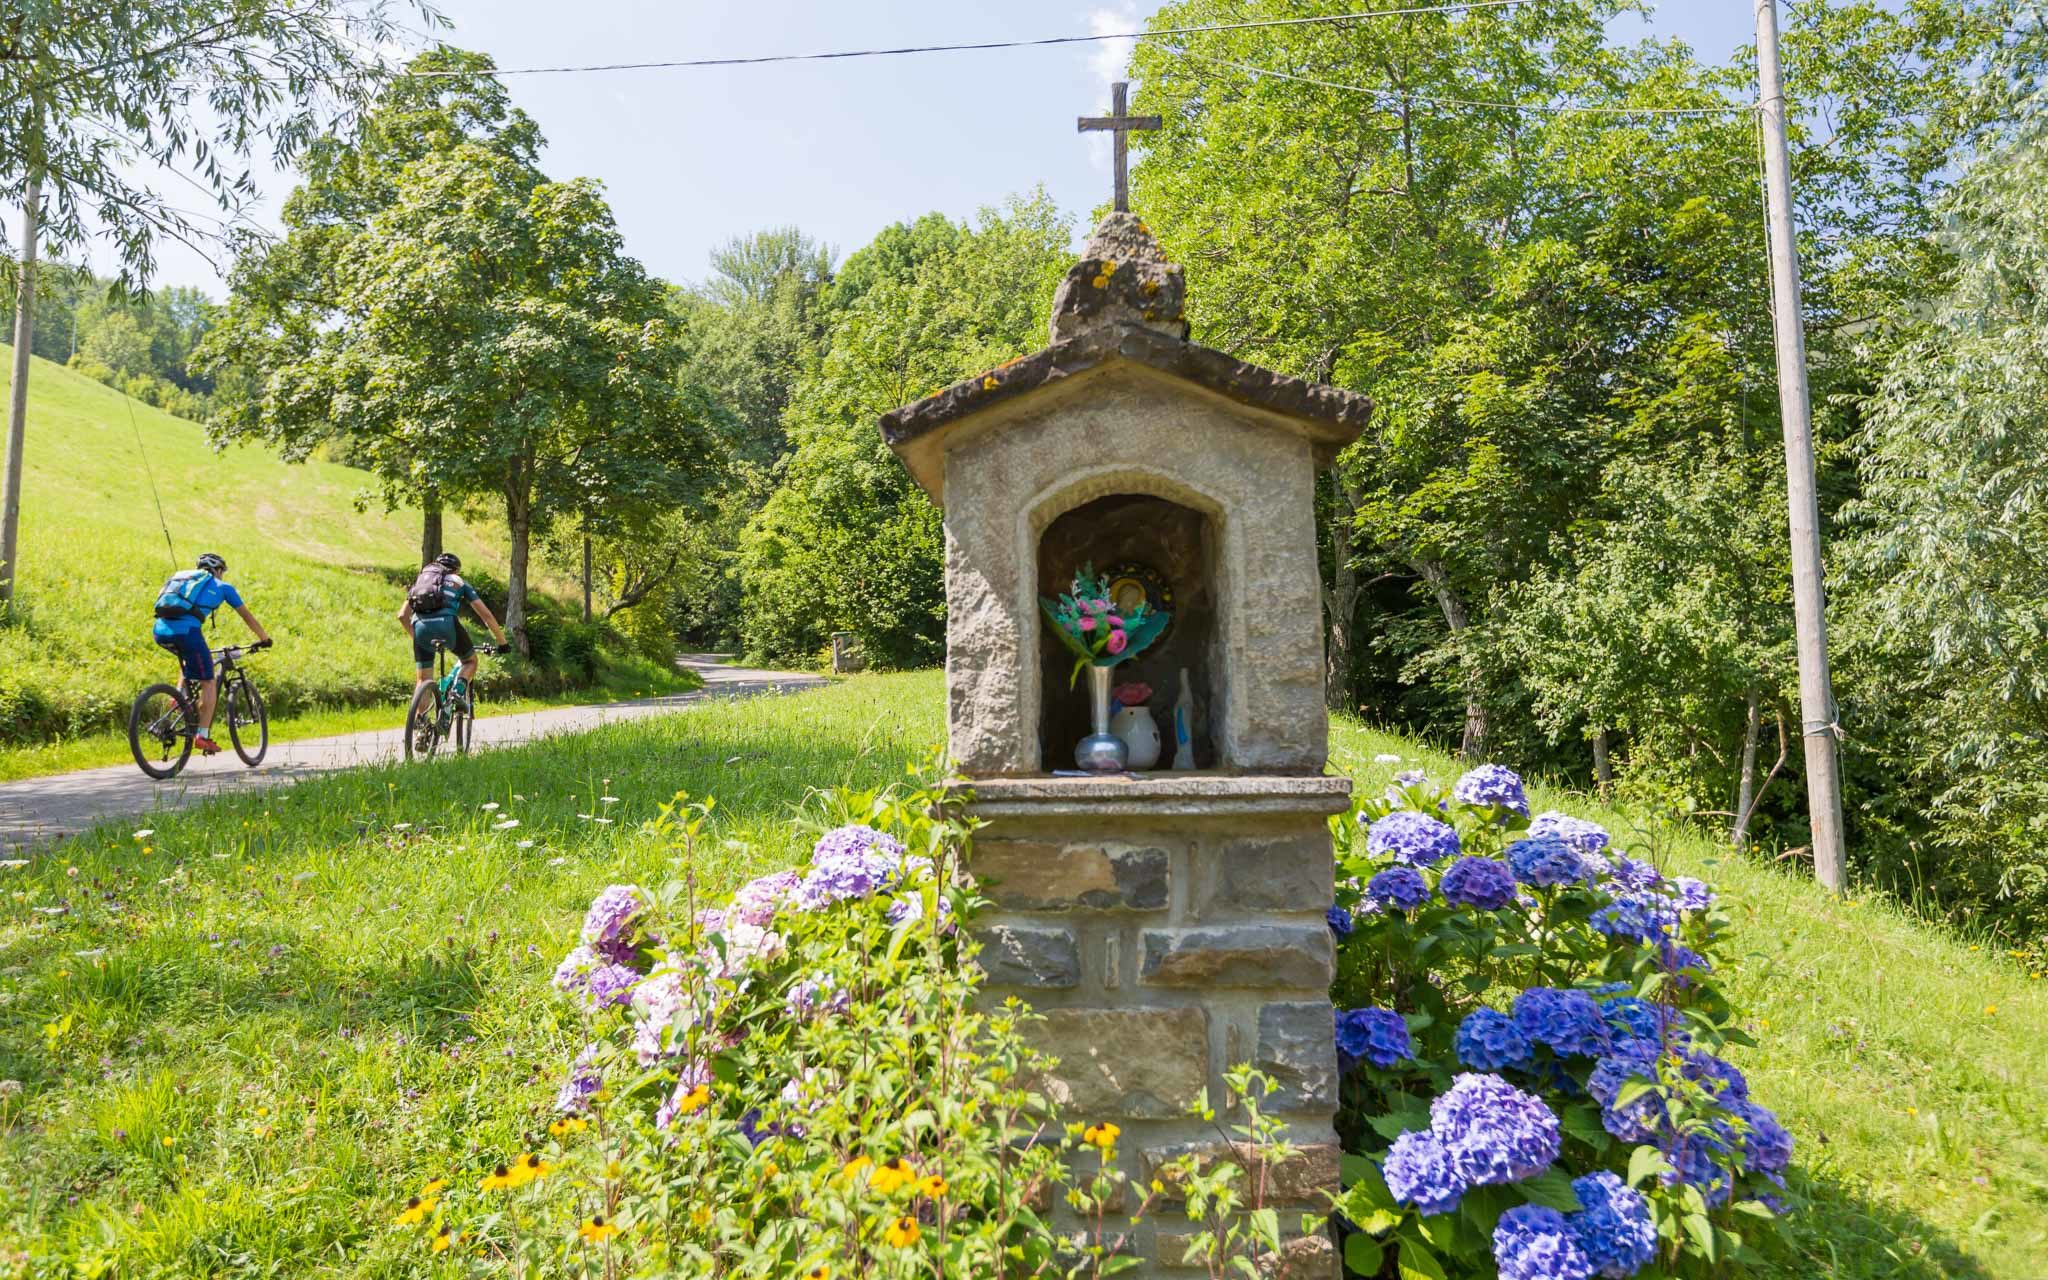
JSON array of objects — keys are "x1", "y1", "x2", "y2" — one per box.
[
  {"x1": 1255, "y1": 1002, "x2": 1339, "y2": 1112},
  {"x1": 1143, "y1": 1139, "x2": 1341, "y2": 1206},
  {"x1": 976, "y1": 839, "x2": 1171, "y2": 912},
  {"x1": 1036, "y1": 1007, "x2": 1210, "y2": 1118},
  {"x1": 1198, "y1": 831, "x2": 1332, "y2": 918},
  {"x1": 978, "y1": 923, "x2": 1080, "y2": 989},
  {"x1": 1155, "y1": 1231, "x2": 1335, "y2": 1278},
  {"x1": 1140, "y1": 925, "x2": 1333, "y2": 989}
]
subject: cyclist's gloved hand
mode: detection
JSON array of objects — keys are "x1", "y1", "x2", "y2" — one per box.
[{"x1": 251, "y1": 638, "x2": 274, "y2": 651}]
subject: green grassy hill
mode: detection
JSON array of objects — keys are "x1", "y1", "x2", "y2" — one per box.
[
  {"x1": 0, "y1": 346, "x2": 684, "y2": 769},
  {"x1": 0, "y1": 673, "x2": 2040, "y2": 1276}
]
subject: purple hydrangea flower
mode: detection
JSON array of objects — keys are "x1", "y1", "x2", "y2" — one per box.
[
  {"x1": 1366, "y1": 865, "x2": 1430, "y2": 911},
  {"x1": 1527, "y1": 811, "x2": 1610, "y2": 856},
  {"x1": 583, "y1": 963, "x2": 641, "y2": 1010},
  {"x1": 1365, "y1": 810, "x2": 1462, "y2": 865},
  {"x1": 1440, "y1": 857, "x2": 1518, "y2": 910},
  {"x1": 1588, "y1": 1040, "x2": 1666, "y2": 1141},
  {"x1": 1590, "y1": 891, "x2": 1678, "y2": 944},
  {"x1": 1383, "y1": 1129, "x2": 1464, "y2": 1216},
  {"x1": 728, "y1": 870, "x2": 802, "y2": 926},
  {"x1": 796, "y1": 825, "x2": 904, "y2": 908},
  {"x1": 1513, "y1": 988, "x2": 1614, "y2": 1058},
  {"x1": 1430, "y1": 1073, "x2": 1561, "y2": 1186},
  {"x1": 1607, "y1": 856, "x2": 1663, "y2": 892},
  {"x1": 785, "y1": 974, "x2": 851, "y2": 1020},
  {"x1": 886, "y1": 891, "x2": 953, "y2": 930},
  {"x1": 814, "y1": 823, "x2": 905, "y2": 866},
  {"x1": 1453, "y1": 764, "x2": 1530, "y2": 817},
  {"x1": 1672, "y1": 876, "x2": 1715, "y2": 912},
  {"x1": 554, "y1": 1043, "x2": 602, "y2": 1114},
  {"x1": 1456, "y1": 1008, "x2": 1533, "y2": 1071},
  {"x1": 1507, "y1": 834, "x2": 1596, "y2": 888},
  {"x1": 1335, "y1": 1007, "x2": 1412, "y2": 1070},
  {"x1": 580, "y1": 884, "x2": 646, "y2": 959},
  {"x1": 629, "y1": 970, "x2": 708, "y2": 1066},
  {"x1": 1493, "y1": 1204, "x2": 1592, "y2": 1280},
  {"x1": 1681, "y1": 1047, "x2": 1748, "y2": 1102},
  {"x1": 552, "y1": 944, "x2": 598, "y2": 994},
  {"x1": 1726, "y1": 1098, "x2": 1793, "y2": 1175},
  {"x1": 1569, "y1": 1172, "x2": 1658, "y2": 1278},
  {"x1": 1326, "y1": 905, "x2": 1354, "y2": 939}
]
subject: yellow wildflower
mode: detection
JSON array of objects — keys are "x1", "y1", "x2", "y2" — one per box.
[
  {"x1": 395, "y1": 1195, "x2": 437, "y2": 1225},
  {"x1": 882, "y1": 1215, "x2": 922, "y2": 1248},
  {"x1": 805, "y1": 1267, "x2": 831, "y2": 1280},
  {"x1": 578, "y1": 1214, "x2": 619, "y2": 1243},
  {"x1": 517, "y1": 1152, "x2": 553, "y2": 1183},
  {"x1": 481, "y1": 1163, "x2": 519, "y2": 1191},
  {"x1": 674, "y1": 1084, "x2": 710, "y2": 1117},
  {"x1": 1082, "y1": 1123, "x2": 1120, "y2": 1151},
  {"x1": 549, "y1": 1116, "x2": 587, "y2": 1138},
  {"x1": 870, "y1": 1157, "x2": 915, "y2": 1195},
  {"x1": 916, "y1": 1173, "x2": 947, "y2": 1199},
  {"x1": 421, "y1": 1178, "x2": 448, "y2": 1195},
  {"x1": 430, "y1": 1225, "x2": 453, "y2": 1253},
  {"x1": 839, "y1": 1155, "x2": 873, "y2": 1184}
]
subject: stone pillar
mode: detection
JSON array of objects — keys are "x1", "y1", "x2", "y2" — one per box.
[{"x1": 962, "y1": 774, "x2": 1350, "y2": 1275}]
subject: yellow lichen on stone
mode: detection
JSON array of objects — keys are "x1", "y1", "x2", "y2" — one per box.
[
  {"x1": 1141, "y1": 279, "x2": 1160, "y2": 297},
  {"x1": 982, "y1": 375, "x2": 999, "y2": 391},
  {"x1": 1091, "y1": 274, "x2": 1109, "y2": 289}
]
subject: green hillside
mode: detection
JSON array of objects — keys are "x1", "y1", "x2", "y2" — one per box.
[{"x1": 0, "y1": 346, "x2": 685, "y2": 767}]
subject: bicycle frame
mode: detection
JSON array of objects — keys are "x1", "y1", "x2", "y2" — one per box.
[{"x1": 145, "y1": 647, "x2": 247, "y2": 741}]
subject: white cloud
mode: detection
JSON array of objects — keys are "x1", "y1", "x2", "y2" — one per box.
[{"x1": 1081, "y1": 5, "x2": 1145, "y2": 172}]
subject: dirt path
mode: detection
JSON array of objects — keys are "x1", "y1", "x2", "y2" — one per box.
[{"x1": 0, "y1": 656, "x2": 825, "y2": 855}]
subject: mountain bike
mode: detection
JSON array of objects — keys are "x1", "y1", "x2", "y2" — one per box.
[
  {"x1": 128, "y1": 640, "x2": 273, "y2": 779},
  {"x1": 405, "y1": 640, "x2": 507, "y2": 763}
]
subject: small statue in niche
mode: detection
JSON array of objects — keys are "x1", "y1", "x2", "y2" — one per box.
[
  {"x1": 1110, "y1": 681, "x2": 1162, "y2": 770},
  {"x1": 1172, "y1": 667, "x2": 1196, "y2": 770}
]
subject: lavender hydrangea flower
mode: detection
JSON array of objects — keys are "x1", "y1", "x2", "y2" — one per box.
[
  {"x1": 1607, "y1": 856, "x2": 1664, "y2": 892},
  {"x1": 629, "y1": 970, "x2": 710, "y2": 1066},
  {"x1": 554, "y1": 1043, "x2": 602, "y2": 1114},
  {"x1": 1527, "y1": 811, "x2": 1610, "y2": 855},
  {"x1": 1383, "y1": 1129, "x2": 1464, "y2": 1216},
  {"x1": 1672, "y1": 876, "x2": 1715, "y2": 912},
  {"x1": 1513, "y1": 988, "x2": 1614, "y2": 1058},
  {"x1": 1569, "y1": 1172, "x2": 1658, "y2": 1278},
  {"x1": 1366, "y1": 865, "x2": 1430, "y2": 911},
  {"x1": 1507, "y1": 834, "x2": 1595, "y2": 888},
  {"x1": 1453, "y1": 764, "x2": 1530, "y2": 817},
  {"x1": 1455, "y1": 1008, "x2": 1533, "y2": 1071},
  {"x1": 581, "y1": 884, "x2": 646, "y2": 959},
  {"x1": 728, "y1": 870, "x2": 802, "y2": 926},
  {"x1": 1493, "y1": 1204, "x2": 1592, "y2": 1280},
  {"x1": 814, "y1": 823, "x2": 905, "y2": 866},
  {"x1": 1726, "y1": 1098, "x2": 1793, "y2": 1175},
  {"x1": 1326, "y1": 905, "x2": 1354, "y2": 939},
  {"x1": 886, "y1": 891, "x2": 953, "y2": 930},
  {"x1": 1440, "y1": 857, "x2": 1518, "y2": 910},
  {"x1": 785, "y1": 974, "x2": 852, "y2": 1020},
  {"x1": 583, "y1": 963, "x2": 641, "y2": 1010},
  {"x1": 1335, "y1": 1007, "x2": 1412, "y2": 1070},
  {"x1": 797, "y1": 845, "x2": 894, "y2": 909},
  {"x1": 1365, "y1": 810, "x2": 1461, "y2": 865},
  {"x1": 1430, "y1": 1073, "x2": 1561, "y2": 1186},
  {"x1": 552, "y1": 944, "x2": 599, "y2": 994}
]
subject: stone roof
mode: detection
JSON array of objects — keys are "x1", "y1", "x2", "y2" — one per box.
[{"x1": 879, "y1": 213, "x2": 1373, "y2": 504}]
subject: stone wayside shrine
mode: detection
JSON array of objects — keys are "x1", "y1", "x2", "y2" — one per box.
[{"x1": 878, "y1": 95, "x2": 1371, "y2": 1275}]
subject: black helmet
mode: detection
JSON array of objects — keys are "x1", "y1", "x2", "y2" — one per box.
[
  {"x1": 197, "y1": 552, "x2": 227, "y2": 575},
  {"x1": 434, "y1": 552, "x2": 461, "y2": 572}
]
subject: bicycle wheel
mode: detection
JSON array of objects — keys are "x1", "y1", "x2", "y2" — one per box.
[
  {"x1": 129, "y1": 684, "x2": 194, "y2": 780},
  {"x1": 227, "y1": 676, "x2": 268, "y2": 767},
  {"x1": 404, "y1": 682, "x2": 444, "y2": 763}
]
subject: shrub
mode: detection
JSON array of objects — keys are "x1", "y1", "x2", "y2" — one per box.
[{"x1": 1329, "y1": 767, "x2": 1792, "y2": 1278}]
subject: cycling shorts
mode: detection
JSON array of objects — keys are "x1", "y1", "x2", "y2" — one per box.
[
  {"x1": 155, "y1": 628, "x2": 214, "y2": 682},
  {"x1": 412, "y1": 617, "x2": 474, "y2": 667}
]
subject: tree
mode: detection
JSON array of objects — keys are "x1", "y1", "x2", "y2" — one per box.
[
  {"x1": 202, "y1": 46, "x2": 540, "y2": 563},
  {"x1": 0, "y1": 0, "x2": 429, "y2": 603},
  {"x1": 674, "y1": 227, "x2": 833, "y2": 463}
]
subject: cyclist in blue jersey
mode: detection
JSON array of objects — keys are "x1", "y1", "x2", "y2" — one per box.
[
  {"x1": 396, "y1": 552, "x2": 506, "y2": 701},
  {"x1": 151, "y1": 553, "x2": 273, "y2": 755}
]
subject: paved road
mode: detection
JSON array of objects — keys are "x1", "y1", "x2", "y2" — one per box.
[{"x1": 0, "y1": 656, "x2": 825, "y2": 855}]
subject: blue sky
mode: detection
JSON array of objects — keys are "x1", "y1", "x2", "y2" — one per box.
[{"x1": 120, "y1": 1, "x2": 1758, "y2": 294}]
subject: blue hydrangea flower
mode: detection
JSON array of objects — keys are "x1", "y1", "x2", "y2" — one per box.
[
  {"x1": 1588, "y1": 1040, "x2": 1666, "y2": 1142},
  {"x1": 1569, "y1": 1171, "x2": 1658, "y2": 1278},
  {"x1": 1440, "y1": 857, "x2": 1518, "y2": 910},
  {"x1": 1672, "y1": 876, "x2": 1715, "y2": 912},
  {"x1": 1681, "y1": 1047, "x2": 1748, "y2": 1101},
  {"x1": 1527, "y1": 811, "x2": 1611, "y2": 855},
  {"x1": 1336, "y1": 1007, "x2": 1412, "y2": 1070},
  {"x1": 1383, "y1": 1129, "x2": 1464, "y2": 1216},
  {"x1": 1453, "y1": 764, "x2": 1531, "y2": 816},
  {"x1": 1590, "y1": 891, "x2": 1678, "y2": 944},
  {"x1": 1513, "y1": 988, "x2": 1614, "y2": 1058},
  {"x1": 1493, "y1": 1204, "x2": 1592, "y2": 1280},
  {"x1": 1366, "y1": 865, "x2": 1430, "y2": 911},
  {"x1": 1598, "y1": 995, "x2": 1676, "y2": 1043},
  {"x1": 1326, "y1": 905, "x2": 1354, "y2": 938},
  {"x1": 1430, "y1": 1073, "x2": 1561, "y2": 1185},
  {"x1": 1726, "y1": 1099, "x2": 1793, "y2": 1175},
  {"x1": 1607, "y1": 856, "x2": 1664, "y2": 892},
  {"x1": 1365, "y1": 810, "x2": 1462, "y2": 865},
  {"x1": 1456, "y1": 1007, "x2": 1533, "y2": 1071},
  {"x1": 1507, "y1": 834, "x2": 1596, "y2": 888},
  {"x1": 1664, "y1": 1130, "x2": 1734, "y2": 1207}
]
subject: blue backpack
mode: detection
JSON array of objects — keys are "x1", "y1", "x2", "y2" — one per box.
[{"x1": 154, "y1": 570, "x2": 213, "y2": 623}]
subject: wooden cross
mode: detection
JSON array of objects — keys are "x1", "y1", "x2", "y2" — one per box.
[{"x1": 1078, "y1": 81, "x2": 1161, "y2": 214}]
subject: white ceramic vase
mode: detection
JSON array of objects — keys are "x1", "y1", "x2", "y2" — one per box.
[{"x1": 1110, "y1": 704, "x2": 1162, "y2": 770}]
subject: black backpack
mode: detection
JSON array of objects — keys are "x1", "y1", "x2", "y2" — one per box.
[{"x1": 408, "y1": 564, "x2": 451, "y2": 614}]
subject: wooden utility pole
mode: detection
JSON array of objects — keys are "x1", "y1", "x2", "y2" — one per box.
[
  {"x1": 1755, "y1": 0, "x2": 1847, "y2": 893},
  {"x1": 1, "y1": 167, "x2": 39, "y2": 608},
  {"x1": 582, "y1": 533, "x2": 593, "y2": 623}
]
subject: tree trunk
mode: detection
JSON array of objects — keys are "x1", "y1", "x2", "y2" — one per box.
[
  {"x1": 582, "y1": 533, "x2": 593, "y2": 623},
  {"x1": 504, "y1": 474, "x2": 532, "y2": 657},
  {"x1": 420, "y1": 496, "x2": 443, "y2": 565},
  {"x1": 1592, "y1": 728, "x2": 1613, "y2": 796},
  {"x1": 1322, "y1": 470, "x2": 1365, "y2": 712},
  {"x1": 1416, "y1": 557, "x2": 1487, "y2": 760},
  {"x1": 1731, "y1": 686, "x2": 1763, "y2": 847},
  {"x1": 1, "y1": 164, "x2": 40, "y2": 608}
]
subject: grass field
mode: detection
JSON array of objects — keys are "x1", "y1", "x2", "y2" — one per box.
[
  {"x1": 0, "y1": 672, "x2": 2042, "y2": 1277},
  {"x1": 0, "y1": 346, "x2": 692, "y2": 765}
]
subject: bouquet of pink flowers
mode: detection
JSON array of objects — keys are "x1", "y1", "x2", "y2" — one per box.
[{"x1": 1039, "y1": 565, "x2": 1171, "y2": 687}]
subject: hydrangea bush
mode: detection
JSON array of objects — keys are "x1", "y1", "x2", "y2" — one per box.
[{"x1": 1329, "y1": 766, "x2": 1791, "y2": 1279}]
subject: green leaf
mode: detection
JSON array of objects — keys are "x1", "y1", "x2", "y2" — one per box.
[
  {"x1": 1513, "y1": 1168, "x2": 1583, "y2": 1213},
  {"x1": 1344, "y1": 1234, "x2": 1384, "y2": 1275},
  {"x1": 1627, "y1": 1144, "x2": 1673, "y2": 1187},
  {"x1": 1613, "y1": 1078, "x2": 1659, "y2": 1112},
  {"x1": 1682, "y1": 1212, "x2": 1716, "y2": 1261},
  {"x1": 1730, "y1": 1198, "x2": 1778, "y2": 1220},
  {"x1": 1368, "y1": 1112, "x2": 1427, "y2": 1141},
  {"x1": 1395, "y1": 1236, "x2": 1448, "y2": 1280},
  {"x1": 1560, "y1": 1105, "x2": 1613, "y2": 1151}
]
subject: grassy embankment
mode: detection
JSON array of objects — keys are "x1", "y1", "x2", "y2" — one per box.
[
  {"x1": 0, "y1": 671, "x2": 2042, "y2": 1277},
  {"x1": 0, "y1": 345, "x2": 696, "y2": 780}
]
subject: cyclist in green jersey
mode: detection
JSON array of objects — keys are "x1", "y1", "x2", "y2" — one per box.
[{"x1": 396, "y1": 552, "x2": 507, "y2": 701}]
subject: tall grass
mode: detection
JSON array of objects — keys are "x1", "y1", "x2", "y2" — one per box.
[{"x1": 0, "y1": 672, "x2": 2040, "y2": 1276}]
